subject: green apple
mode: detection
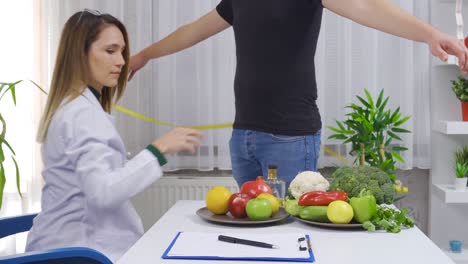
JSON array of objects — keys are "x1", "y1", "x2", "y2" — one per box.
[{"x1": 246, "y1": 198, "x2": 273, "y2": 221}]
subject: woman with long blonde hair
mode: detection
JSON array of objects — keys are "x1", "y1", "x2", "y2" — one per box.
[{"x1": 28, "y1": 10, "x2": 203, "y2": 262}]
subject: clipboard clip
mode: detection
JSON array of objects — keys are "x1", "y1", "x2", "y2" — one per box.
[{"x1": 298, "y1": 237, "x2": 312, "y2": 252}]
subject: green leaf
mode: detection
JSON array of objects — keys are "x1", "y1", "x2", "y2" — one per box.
[
  {"x1": 3, "y1": 139, "x2": 15, "y2": 155},
  {"x1": 388, "y1": 131, "x2": 402, "y2": 141},
  {"x1": 392, "y1": 146, "x2": 408, "y2": 152},
  {"x1": 336, "y1": 120, "x2": 346, "y2": 131},
  {"x1": 0, "y1": 147, "x2": 3, "y2": 164},
  {"x1": 392, "y1": 152, "x2": 405, "y2": 163},
  {"x1": 376, "y1": 90, "x2": 384, "y2": 108},
  {"x1": 357, "y1": 95, "x2": 372, "y2": 109},
  {"x1": 394, "y1": 116, "x2": 411, "y2": 127},
  {"x1": 13, "y1": 157, "x2": 22, "y2": 198},
  {"x1": 384, "y1": 137, "x2": 392, "y2": 146},
  {"x1": 391, "y1": 127, "x2": 411, "y2": 133},
  {"x1": 29, "y1": 80, "x2": 47, "y2": 94},
  {"x1": 0, "y1": 164, "x2": 5, "y2": 209},
  {"x1": 390, "y1": 107, "x2": 401, "y2": 122},
  {"x1": 328, "y1": 134, "x2": 348, "y2": 140},
  {"x1": 363, "y1": 119, "x2": 374, "y2": 132},
  {"x1": 393, "y1": 195, "x2": 406, "y2": 203},
  {"x1": 327, "y1": 126, "x2": 346, "y2": 134},
  {"x1": 378, "y1": 97, "x2": 390, "y2": 113},
  {"x1": 364, "y1": 89, "x2": 375, "y2": 108},
  {"x1": 0, "y1": 80, "x2": 21, "y2": 103},
  {"x1": 10, "y1": 85, "x2": 17, "y2": 105}
]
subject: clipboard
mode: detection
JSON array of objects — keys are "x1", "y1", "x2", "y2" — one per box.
[{"x1": 162, "y1": 232, "x2": 315, "y2": 262}]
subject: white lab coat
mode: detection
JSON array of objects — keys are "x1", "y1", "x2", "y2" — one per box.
[{"x1": 26, "y1": 88, "x2": 163, "y2": 262}]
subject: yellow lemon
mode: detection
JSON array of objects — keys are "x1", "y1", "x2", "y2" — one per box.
[
  {"x1": 257, "y1": 193, "x2": 280, "y2": 214},
  {"x1": 206, "y1": 186, "x2": 232, "y2": 214},
  {"x1": 327, "y1": 200, "x2": 354, "y2": 224}
]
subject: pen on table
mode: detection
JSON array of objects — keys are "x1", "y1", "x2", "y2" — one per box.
[
  {"x1": 306, "y1": 236, "x2": 312, "y2": 253},
  {"x1": 218, "y1": 235, "x2": 280, "y2": 249}
]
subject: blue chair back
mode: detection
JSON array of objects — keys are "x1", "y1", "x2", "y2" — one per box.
[
  {"x1": 0, "y1": 213, "x2": 37, "y2": 239},
  {"x1": 0, "y1": 213, "x2": 113, "y2": 264}
]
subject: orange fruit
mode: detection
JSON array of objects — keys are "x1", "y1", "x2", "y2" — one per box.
[
  {"x1": 206, "y1": 186, "x2": 232, "y2": 214},
  {"x1": 257, "y1": 193, "x2": 280, "y2": 214}
]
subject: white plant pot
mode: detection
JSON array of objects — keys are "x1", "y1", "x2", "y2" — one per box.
[{"x1": 454, "y1": 177, "x2": 468, "y2": 191}]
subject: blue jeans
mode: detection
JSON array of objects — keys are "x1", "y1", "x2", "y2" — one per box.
[{"x1": 229, "y1": 129, "x2": 321, "y2": 189}]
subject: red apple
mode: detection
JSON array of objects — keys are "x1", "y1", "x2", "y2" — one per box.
[{"x1": 228, "y1": 193, "x2": 252, "y2": 218}]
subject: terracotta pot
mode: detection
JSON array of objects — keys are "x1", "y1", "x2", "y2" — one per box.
[{"x1": 462, "y1": 101, "x2": 468, "y2": 121}]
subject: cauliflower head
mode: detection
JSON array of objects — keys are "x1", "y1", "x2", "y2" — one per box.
[{"x1": 289, "y1": 171, "x2": 330, "y2": 199}]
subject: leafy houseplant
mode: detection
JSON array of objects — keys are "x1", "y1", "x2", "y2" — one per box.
[
  {"x1": 327, "y1": 89, "x2": 411, "y2": 182},
  {"x1": 451, "y1": 76, "x2": 468, "y2": 121},
  {"x1": 454, "y1": 146, "x2": 468, "y2": 190},
  {"x1": 0, "y1": 80, "x2": 45, "y2": 209}
]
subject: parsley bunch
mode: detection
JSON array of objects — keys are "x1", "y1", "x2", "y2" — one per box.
[{"x1": 362, "y1": 205, "x2": 414, "y2": 233}]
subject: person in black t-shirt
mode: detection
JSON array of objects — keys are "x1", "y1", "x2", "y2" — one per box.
[{"x1": 129, "y1": 0, "x2": 468, "y2": 189}]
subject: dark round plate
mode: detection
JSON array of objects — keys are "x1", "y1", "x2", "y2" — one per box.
[
  {"x1": 196, "y1": 207, "x2": 289, "y2": 225},
  {"x1": 293, "y1": 216, "x2": 363, "y2": 228}
]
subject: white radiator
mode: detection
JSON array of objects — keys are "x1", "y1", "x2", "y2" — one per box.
[{"x1": 131, "y1": 176, "x2": 239, "y2": 231}]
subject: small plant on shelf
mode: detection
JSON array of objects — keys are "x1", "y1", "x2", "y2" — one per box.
[
  {"x1": 451, "y1": 76, "x2": 468, "y2": 102},
  {"x1": 455, "y1": 162, "x2": 468, "y2": 178},
  {"x1": 454, "y1": 146, "x2": 468, "y2": 190},
  {"x1": 451, "y1": 76, "x2": 468, "y2": 121}
]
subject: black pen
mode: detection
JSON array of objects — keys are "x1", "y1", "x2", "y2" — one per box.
[{"x1": 218, "y1": 235, "x2": 280, "y2": 249}]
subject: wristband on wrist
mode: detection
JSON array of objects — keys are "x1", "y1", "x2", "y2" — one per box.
[{"x1": 146, "y1": 144, "x2": 168, "y2": 166}]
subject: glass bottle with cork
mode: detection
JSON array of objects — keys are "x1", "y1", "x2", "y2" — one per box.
[{"x1": 265, "y1": 164, "x2": 286, "y2": 200}]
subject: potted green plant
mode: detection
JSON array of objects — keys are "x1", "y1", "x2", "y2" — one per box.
[
  {"x1": 450, "y1": 76, "x2": 468, "y2": 121},
  {"x1": 0, "y1": 80, "x2": 45, "y2": 209},
  {"x1": 454, "y1": 146, "x2": 468, "y2": 191},
  {"x1": 327, "y1": 89, "x2": 411, "y2": 182}
]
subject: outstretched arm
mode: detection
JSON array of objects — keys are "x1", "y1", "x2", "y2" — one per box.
[
  {"x1": 323, "y1": 0, "x2": 468, "y2": 73},
  {"x1": 129, "y1": 9, "x2": 231, "y2": 80}
]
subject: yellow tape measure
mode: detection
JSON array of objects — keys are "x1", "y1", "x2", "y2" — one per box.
[{"x1": 114, "y1": 105, "x2": 352, "y2": 165}]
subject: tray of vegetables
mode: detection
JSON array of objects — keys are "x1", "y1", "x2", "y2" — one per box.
[{"x1": 285, "y1": 168, "x2": 415, "y2": 233}]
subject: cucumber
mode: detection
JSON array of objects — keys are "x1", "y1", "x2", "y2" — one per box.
[{"x1": 299, "y1": 206, "x2": 330, "y2": 222}]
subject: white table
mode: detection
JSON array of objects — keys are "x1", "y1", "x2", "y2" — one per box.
[{"x1": 117, "y1": 200, "x2": 454, "y2": 264}]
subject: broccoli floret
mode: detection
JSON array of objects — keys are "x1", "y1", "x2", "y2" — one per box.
[
  {"x1": 331, "y1": 175, "x2": 359, "y2": 193},
  {"x1": 366, "y1": 181, "x2": 384, "y2": 205},
  {"x1": 381, "y1": 183, "x2": 396, "y2": 204},
  {"x1": 330, "y1": 166, "x2": 395, "y2": 204},
  {"x1": 369, "y1": 167, "x2": 392, "y2": 186}
]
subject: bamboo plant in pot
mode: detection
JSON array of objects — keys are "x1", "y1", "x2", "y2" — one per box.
[
  {"x1": 327, "y1": 89, "x2": 411, "y2": 183},
  {"x1": 454, "y1": 146, "x2": 468, "y2": 190},
  {"x1": 451, "y1": 76, "x2": 468, "y2": 121}
]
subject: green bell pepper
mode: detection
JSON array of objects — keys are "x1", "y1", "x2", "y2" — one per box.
[{"x1": 349, "y1": 189, "x2": 377, "y2": 224}]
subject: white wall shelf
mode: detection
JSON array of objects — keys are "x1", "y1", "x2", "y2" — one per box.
[
  {"x1": 433, "y1": 121, "x2": 468, "y2": 134},
  {"x1": 430, "y1": 1, "x2": 468, "y2": 262},
  {"x1": 433, "y1": 184, "x2": 468, "y2": 203},
  {"x1": 446, "y1": 55, "x2": 459, "y2": 65},
  {"x1": 445, "y1": 249, "x2": 468, "y2": 264}
]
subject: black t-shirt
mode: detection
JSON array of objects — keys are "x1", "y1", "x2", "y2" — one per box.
[{"x1": 216, "y1": 0, "x2": 323, "y2": 136}]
